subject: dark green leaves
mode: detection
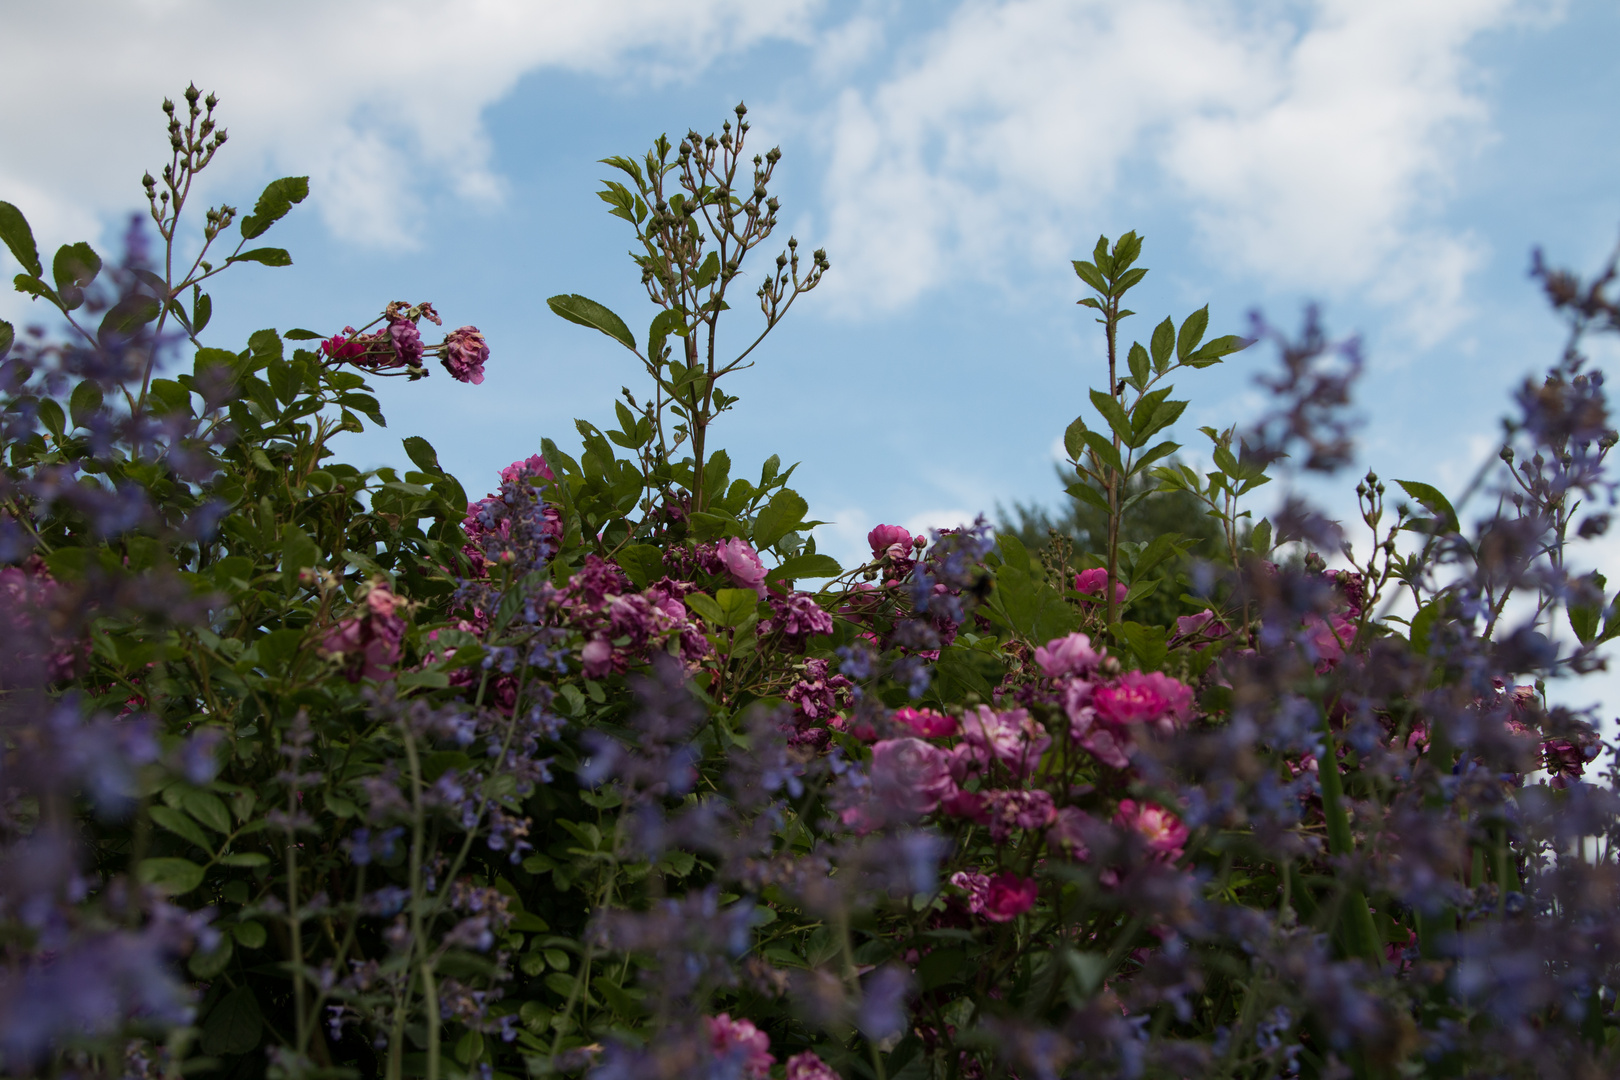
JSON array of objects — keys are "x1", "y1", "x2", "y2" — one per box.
[
  {"x1": 403, "y1": 435, "x2": 442, "y2": 473},
  {"x1": 228, "y1": 247, "x2": 293, "y2": 267},
  {"x1": 1177, "y1": 305, "x2": 1209, "y2": 360},
  {"x1": 0, "y1": 201, "x2": 42, "y2": 277},
  {"x1": 137, "y1": 856, "x2": 206, "y2": 895},
  {"x1": 548, "y1": 294, "x2": 636, "y2": 351},
  {"x1": 98, "y1": 293, "x2": 163, "y2": 344},
  {"x1": 1063, "y1": 416, "x2": 1087, "y2": 461},
  {"x1": 52, "y1": 242, "x2": 101, "y2": 309},
  {"x1": 1394, "y1": 479, "x2": 1459, "y2": 535},
  {"x1": 201, "y1": 985, "x2": 264, "y2": 1057},
  {"x1": 69, "y1": 380, "x2": 103, "y2": 428},
  {"x1": 752, "y1": 489, "x2": 808, "y2": 551},
  {"x1": 239, "y1": 176, "x2": 309, "y2": 240},
  {"x1": 0, "y1": 319, "x2": 12, "y2": 361},
  {"x1": 768, "y1": 552, "x2": 842, "y2": 582},
  {"x1": 1150, "y1": 317, "x2": 1174, "y2": 372}
]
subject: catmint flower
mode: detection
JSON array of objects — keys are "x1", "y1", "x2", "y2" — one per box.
[
  {"x1": 1033, "y1": 632, "x2": 1101, "y2": 678},
  {"x1": 441, "y1": 326, "x2": 488, "y2": 384},
  {"x1": 858, "y1": 966, "x2": 912, "y2": 1042},
  {"x1": 706, "y1": 1013, "x2": 774, "y2": 1078}
]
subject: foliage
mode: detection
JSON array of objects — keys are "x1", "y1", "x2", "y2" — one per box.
[{"x1": 3, "y1": 89, "x2": 1620, "y2": 1080}]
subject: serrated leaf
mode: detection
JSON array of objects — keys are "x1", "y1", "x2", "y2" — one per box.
[
  {"x1": 150, "y1": 805, "x2": 215, "y2": 851},
  {"x1": 684, "y1": 592, "x2": 726, "y2": 624},
  {"x1": 183, "y1": 789, "x2": 233, "y2": 834},
  {"x1": 1127, "y1": 341, "x2": 1150, "y2": 386},
  {"x1": 1063, "y1": 415, "x2": 1088, "y2": 461},
  {"x1": 0, "y1": 319, "x2": 12, "y2": 360},
  {"x1": 1066, "y1": 482, "x2": 1112, "y2": 514},
  {"x1": 1089, "y1": 388, "x2": 1132, "y2": 444},
  {"x1": 1081, "y1": 430, "x2": 1122, "y2": 476},
  {"x1": 767, "y1": 553, "x2": 842, "y2": 582},
  {"x1": 228, "y1": 248, "x2": 292, "y2": 267},
  {"x1": 239, "y1": 176, "x2": 310, "y2": 240},
  {"x1": 714, "y1": 588, "x2": 760, "y2": 628},
  {"x1": 752, "y1": 489, "x2": 808, "y2": 551},
  {"x1": 1150, "y1": 316, "x2": 1174, "y2": 371},
  {"x1": 0, "y1": 201, "x2": 42, "y2": 277},
  {"x1": 547, "y1": 294, "x2": 635, "y2": 351},
  {"x1": 137, "y1": 857, "x2": 205, "y2": 895},
  {"x1": 1176, "y1": 306, "x2": 1209, "y2": 360},
  {"x1": 52, "y1": 242, "x2": 101, "y2": 309},
  {"x1": 403, "y1": 435, "x2": 441, "y2": 473}
]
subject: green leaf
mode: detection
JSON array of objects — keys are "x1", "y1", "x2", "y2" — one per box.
[
  {"x1": 150, "y1": 805, "x2": 215, "y2": 851},
  {"x1": 228, "y1": 247, "x2": 293, "y2": 267},
  {"x1": 1186, "y1": 333, "x2": 1249, "y2": 367},
  {"x1": 1131, "y1": 440, "x2": 1179, "y2": 477},
  {"x1": 714, "y1": 588, "x2": 760, "y2": 628},
  {"x1": 1066, "y1": 481, "x2": 1112, "y2": 514},
  {"x1": 1130, "y1": 397, "x2": 1186, "y2": 449},
  {"x1": 1081, "y1": 430, "x2": 1123, "y2": 476},
  {"x1": 1071, "y1": 259, "x2": 1107, "y2": 295},
  {"x1": 1117, "y1": 621, "x2": 1169, "y2": 670},
  {"x1": 547, "y1": 294, "x2": 636, "y2": 351},
  {"x1": 1567, "y1": 572, "x2": 1606, "y2": 645},
  {"x1": 1063, "y1": 415, "x2": 1087, "y2": 461},
  {"x1": 201, "y1": 985, "x2": 264, "y2": 1057},
  {"x1": 183, "y1": 789, "x2": 233, "y2": 835},
  {"x1": 239, "y1": 176, "x2": 310, "y2": 240},
  {"x1": 98, "y1": 294, "x2": 162, "y2": 344},
  {"x1": 768, "y1": 553, "x2": 842, "y2": 582},
  {"x1": 1394, "y1": 480, "x2": 1459, "y2": 535},
  {"x1": 68, "y1": 380, "x2": 103, "y2": 428},
  {"x1": 1150, "y1": 316, "x2": 1175, "y2": 372},
  {"x1": 137, "y1": 857, "x2": 206, "y2": 895},
  {"x1": 1251, "y1": 518, "x2": 1273, "y2": 555},
  {"x1": 1089, "y1": 388, "x2": 1132, "y2": 444},
  {"x1": 752, "y1": 489, "x2": 808, "y2": 551},
  {"x1": 684, "y1": 592, "x2": 726, "y2": 625},
  {"x1": 1126, "y1": 342, "x2": 1150, "y2": 387},
  {"x1": 1409, "y1": 599, "x2": 1441, "y2": 655},
  {"x1": 615, "y1": 544, "x2": 666, "y2": 589},
  {"x1": 403, "y1": 435, "x2": 442, "y2": 473},
  {"x1": 218, "y1": 852, "x2": 270, "y2": 868},
  {"x1": 52, "y1": 242, "x2": 101, "y2": 308},
  {"x1": 693, "y1": 250, "x2": 721, "y2": 290},
  {"x1": 233, "y1": 921, "x2": 268, "y2": 949},
  {"x1": 1176, "y1": 306, "x2": 1209, "y2": 360},
  {"x1": 0, "y1": 319, "x2": 12, "y2": 360},
  {"x1": 687, "y1": 510, "x2": 735, "y2": 542},
  {"x1": 0, "y1": 201, "x2": 42, "y2": 277},
  {"x1": 996, "y1": 532, "x2": 1033, "y2": 574}
]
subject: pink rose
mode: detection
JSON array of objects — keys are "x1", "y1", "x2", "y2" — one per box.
[
  {"x1": 1093, "y1": 671, "x2": 1191, "y2": 732},
  {"x1": 1304, "y1": 612, "x2": 1356, "y2": 671},
  {"x1": 950, "y1": 869, "x2": 991, "y2": 914},
  {"x1": 871, "y1": 738, "x2": 957, "y2": 816},
  {"x1": 580, "y1": 638, "x2": 613, "y2": 678},
  {"x1": 959, "y1": 706, "x2": 1051, "y2": 778},
  {"x1": 785, "y1": 1051, "x2": 840, "y2": 1080},
  {"x1": 1172, "y1": 610, "x2": 1227, "y2": 649},
  {"x1": 320, "y1": 582, "x2": 406, "y2": 682},
  {"x1": 867, "y1": 523, "x2": 913, "y2": 559},
  {"x1": 718, "y1": 537, "x2": 768, "y2": 597},
  {"x1": 1114, "y1": 799, "x2": 1188, "y2": 862},
  {"x1": 1033, "y1": 632, "x2": 1101, "y2": 678},
  {"x1": 707, "y1": 1014, "x2": 774, "y2": 1078},
  {"x1": 1074, "y1": 567, "x2": 1127, "y2": 606},
  {"x1": 982, "y1": 872, "x2": 1039, "y2": 922},
  {"x1": 940, "y1": 788, "x2": 990, "y2": 823},
  {"x1": 894, "y1": 706, "x2": 958, "y2": 739}
]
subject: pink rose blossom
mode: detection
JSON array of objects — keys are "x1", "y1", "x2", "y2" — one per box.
[
  {"x1": 707, "y1": 1013, "x2": 774, "y2": 1078},
  {"x1": 894, "y1": 706, "x2": 958, "y2": 738},
  {"x1": 867, "y1": 523, "x2": 914, "y2": 560},
  {"x1": 320, "y1": 582, "x2": 407, "y2": 682},
  {"x1": 1074, "y1": 567, "x2": 1127, "y2": 606},
  {"x1": 871, "y1": 738, "x2": 957, "y2": 816},
  {"x1": 1093, "y1": 671, "x2": 1191, "y2": 731},
  {"x1": 982, "y1": 872, "x2": 1039, "y2": 922},
  {"x1": 1304, "y1": 612, "x2": 1357, "y2": 671},
  {"x1": 1172, "y1": 610, "x2": 1227, "y2": 649},
  {"x1": 950, "y1": 869, "x2": 992, "y2": 914},
  {"x1": 1115, "y1": 799, "x2": 1188, "y2": 862},
  {"x1": 785, "y1": 1051, "x2": 840, "y2": 1080},
  {"x1": 1034, "y1": 632, "x2": 1101, "y2": 678},
  {"x1": 441, "y1": 325, "x2": 488, "y2": 384},
  {"x1": 580, "y1": 637, "x2": 613, "y2": 678},
  {"x1": 717, "y1": 537, "x2": 768, "y2": 598},
  {"x1": 940, "y1": 788, "x2": 989, "y2": 823},
  {"x1": 1079, "y1": 726, "x2": 1133, "y2": 770},
  {"x1": 959, "y1": 706, "x2": 1050, "y2": 778}
]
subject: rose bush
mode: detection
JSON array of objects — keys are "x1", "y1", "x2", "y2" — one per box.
[{"x1": 1, "y1": 88, "x2": 1618, "y2": 1080}]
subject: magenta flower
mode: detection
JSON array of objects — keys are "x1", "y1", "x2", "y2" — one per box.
[
  {"x1": 499, "y1": 454, "x2": 554, "y2": 484},
  {"x1": 580, "y1": 637, "x2": 613, "y2": 678},
  {"x1": 959, "y1": 705, "x2": 1050, "y2": 777},
  {"x1": 764, "y1": 591, "x2": 833, "y2": 640},
  {"x1": 785, "y1": 1050, "x2": 840, "y2": 1080},
  {"x1": 1034, "y1": 632, "x2": 1101, "y2": 678},
  {"x1": 1074, "y1": 567, "x2": 1127, "y2": 605},
  {"x1": 982, "y1": 872, "x2": 1039, "y2": 922},
  {"x1": 441, "y1": 325, "x2": 489, "y2": 384},
  {"x1": 867, "y1": 523, "x2": 913, "y2": 559},
  {"x1": 949, "y1": 869, "x2": 991, "y2": 914},
  {"x1": 1172, "y1": 610, "x2": 1228, "y2": 649},
  {"x1": 1304, "y1": 612, "x2": 1357, "y2": 671},
  {"x1": 1115, "y1": 799, "x2": 1188, "y2": 862},
  {"x1": 320, "y1": 582, "x2": 407, "y2": 682},
  {"x1": 894, "y1": 706, "x2": 958, "y2": 739},
  {"x1": 706, "y1": 1013, "x2": 774, "y2": 1078},
  {"x1": 940, "y1": 788, "x2": 989, "y2": 823},
  {"x1": 718, "y1": 537, "x2": 768, "y2": 597},
  {"x1": 1093, "y1": 670, "x2": 1191, "y2": 729},
  {"x1": 871, "y1": 738, "x2": 957, "y2": 816}
]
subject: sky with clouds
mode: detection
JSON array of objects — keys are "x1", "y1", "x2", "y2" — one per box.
[{"x1": 3, "y1": 0, "x2": 1619, "y2": 697}]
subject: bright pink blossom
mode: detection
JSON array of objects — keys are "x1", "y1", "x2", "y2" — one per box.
[
  {"x1": 871, "y1": 738, "x2": 957, "y2": 816},
  {"x1": 580, "y1": 638, "x2": 613, "y2": 678},
  {"x1": 1115, "y1": 799, "x2": 1188, "y2": 862},
  {"x1": 441, "y1": 325, "x2": 488, "y2": 384},
  {"x1": 894, "y1": 706, "x2": 957, "y2": 738},
  {"x1": 940, "y1": 788, "x2": 989, "y2": 823},
  {"x1": 1172, "y1": 610, "x2": 1227, "y2": 649},
  {"x1": 1074, "y1": 567, "x2": 1127, "y2": 606},
  {"x1": 958, "y1": 706, "x2": 1050, "y2": 778},
  {"x1": 1034, "y1": 632, "x2": 1101, "y2": 678},
  {"x1": 785, "y1": 1051, "x2": 840, "y2": 1080},
  {"x1": 717, "y1": 538, "x2": 768, "y2": 597},
  {"x1": 1093, "y1": 671, "x2": 1191, "y2": 731},
  {"x1": 868, "y1": 523, "x2": 914, "y2": 560},
  {"x1": 706, "y1": 1013, "x2": 773, "y2": 1078},
  {"x1": 1304, "y1": 612, "x2": 1357, "y2": 671},
  {"x1": 983, "y1": 872, "x2": 1039, "y2": 922}
]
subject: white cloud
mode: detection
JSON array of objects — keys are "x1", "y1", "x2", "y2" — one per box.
[
  {"x1": 0, "y1": 0, "x2": 820, "y2": 263},
  {"x1": 809, "y1": 0, "x2": 1532, "y2": 327}
]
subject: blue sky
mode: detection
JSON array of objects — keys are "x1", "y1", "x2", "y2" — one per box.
[{"x1": 3, "y1": 0, "x2": 1619, "y2": 692}]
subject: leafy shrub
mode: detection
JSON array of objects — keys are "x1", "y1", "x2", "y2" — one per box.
[{"x1": 2, "y1": 88, "x2": 1620, "y2": 1080}]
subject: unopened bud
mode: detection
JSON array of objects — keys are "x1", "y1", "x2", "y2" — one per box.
[{"x1": 1499, "y1": 445, "x2": 1515, "y2": 463}]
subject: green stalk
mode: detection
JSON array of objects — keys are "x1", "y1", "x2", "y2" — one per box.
[{"x1": 1316, "y1": 706, "x2": 1381, "y2": 967}]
